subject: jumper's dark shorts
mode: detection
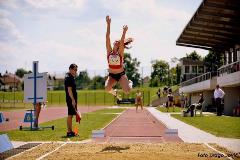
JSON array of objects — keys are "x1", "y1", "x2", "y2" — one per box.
[{"x1": 109, "y1": 71, "x2": 125, "y2": 81}]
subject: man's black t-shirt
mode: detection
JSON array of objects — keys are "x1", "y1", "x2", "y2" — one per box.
[{"x1": 64, "y1": 73, "x2": 77, "y2": 104}]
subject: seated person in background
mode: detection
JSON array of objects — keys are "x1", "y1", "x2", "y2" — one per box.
[
  {"x1": 184, "y1": 94, "x2": 204, "y2": 115},
  {"x1": 163, "y1": 86, "x2": 168, "y2": 95},
  {"x1": 180, "y1": 92, "x2": 185, "y2": 110},
  {"x1": 156, "y1": 88, "x2": 161, "y2": 99},
  {"x1": 167, "y1": 91, "x2": 174, "y2": 112},
  {"x1": 195, "y1": 94, "x2": 204, "y2": 110}
]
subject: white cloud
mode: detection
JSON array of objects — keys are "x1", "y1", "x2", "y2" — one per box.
[
  {"x1": 0, "y1": 0, "x2": 207, "y2": 75},
  {"x1": 97, "y1": 0, "x2": 193, "y2": 67},
  {"x1": 75, "y1": 21, "x2": 104, "y2": 46},
  {"x1": 102, "y1": 0, "x2": 190, "y2": 22},
  {"x1": 0, "y1": 0, "x2": 19, "y2": 9},
  {"x1": 0, "y1": 9, "x2": 28, "y2": 44},
  {"x1": 0, "y1": 39, "x2": 108, "y2": 74},
  {"x1": 0, "y1": 18, "x2": 22, "y2": 39},
  {"x1": 24, "y1": 0, "x2": 85, "y2": 9},
  {"x1": 0, "y1": 0, "x2": 86, "y2": 21},
  {"x1": 0, "y1": 8, "x2": 10, "y2": 16},
  {"x1": 0, "y1": 42, "x2": 20, "y2": 73},
  {"x1": 101, "y1": 0, "x2": 153, "y2": 13}
]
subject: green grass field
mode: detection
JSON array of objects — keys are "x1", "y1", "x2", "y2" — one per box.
[
  {"x1": 157, "y1": 106, "x2": 182, "y2": 112},
  {"x1": 0, "y1": 86, "x2": 179, "y2": 110},
  {"x1": 0, "y1": 108, "x2": 125, "y2": 141},
  {"x1": 171, "y1": 114, "x2": 240, "y2": 139}
]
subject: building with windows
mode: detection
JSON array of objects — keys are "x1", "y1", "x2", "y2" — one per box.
[
  {"x1": 179, "y1": 57, "x2": 206, "y2": 83},
  {"x1": 176, "y1": 0, "x2": 240, "y2": 115}
]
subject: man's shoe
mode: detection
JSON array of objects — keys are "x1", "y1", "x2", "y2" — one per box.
[{"x1": 67, "y1": 131, "x2": 75, "y2": 137}]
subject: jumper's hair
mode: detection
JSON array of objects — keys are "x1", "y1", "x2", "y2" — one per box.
[
  {"x1": 114, "y1": 38, "x2": 134, "y2": 49},
  {"x1": 124, "y1": 38, "x2": 134, "y2": 49}
]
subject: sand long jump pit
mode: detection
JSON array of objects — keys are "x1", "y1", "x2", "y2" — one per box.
[{"x1": 8, "y1": 142, "x2": 239, "y2": 160}]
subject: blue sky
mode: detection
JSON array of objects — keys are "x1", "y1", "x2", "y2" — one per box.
[{"x1": 0, "y1": 0, "x2": 207, "y2": 76}]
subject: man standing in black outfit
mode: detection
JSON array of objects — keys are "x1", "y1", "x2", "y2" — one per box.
[
  {"x1": 64, "y1": 64, "x2": 78, "y2": 137},
  {"x1": 214, "y1": 84, "x2": 225, "y2": 116},
  {"x1": 156, "y1": 88, "x2": 161, "y2": 99}
]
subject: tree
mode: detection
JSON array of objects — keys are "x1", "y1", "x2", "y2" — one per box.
[
  {"x1": 170, "y1": 57, "x2": 181, "y2": 85},
  {"x1": 186, "y1": 50, "x2": 202, "y2": 61},
  {"x1": 169, "y1": 67, "x2": 177, "y2": 85},
  {"x1": 150, "y1": 60, "x2": 169, "y2": 87},
  {"x1": 123, "y1": 53, "x2": 141, "y2": 87},
  {"x1": 204, "y1": 50, "x2": 223, "y2": 73},
  {"x1": 176, "y1": 64, "x2": 181, "y2": 84},
  {"x1": 76, "y1": 70, "x2": 91, "y2": 89},
  {"x1": 15, "y1": 68, "x2": 29, "y2": 78},
  {"x1": 90, "y1": 75, "x2": 105, "y2": 89}
]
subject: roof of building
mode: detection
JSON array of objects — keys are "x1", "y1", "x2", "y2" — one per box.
[
  {"x1": 176, "y1": 0, "x2": 240, "y2": 51},
  {"x1": 0, "y1": 73, "x2": 22, "y2": 84},
  {"x1": 47, "y1": 73, "x2": 65, "y2": 81}
]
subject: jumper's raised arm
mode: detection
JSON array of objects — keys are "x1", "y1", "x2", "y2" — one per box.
[
  {"x1": 119, "y1": 25, "x2": 128, "y2": 56},
  {"x1": 106, "y1": 15, "x2": 112, "y2": 54},
  {"x1": 105, "y1": 16, "x2": 133, "y2": 96}
]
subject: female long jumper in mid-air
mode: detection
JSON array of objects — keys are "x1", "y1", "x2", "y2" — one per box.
[{"x1": 105, "y1": 15, "x2": 133, "y2": 99}]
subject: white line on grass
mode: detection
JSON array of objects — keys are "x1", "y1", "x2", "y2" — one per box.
[
  {"x1": 97, "y1": 108, "x2": 127, "y2": 143},
  {"x1": 36, "y1": 142, "x2": 67, "y2": 160},
  {"x1": 204, "y1": 143, "x2": 234, "y2": 160},
  {"x1": 102, "y1": 109, "x2": 127, "y2": 130}
]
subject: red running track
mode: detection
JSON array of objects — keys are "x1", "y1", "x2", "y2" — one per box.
[{"x1": 93, "y1": 108, "x2": 183, "y2": 143}]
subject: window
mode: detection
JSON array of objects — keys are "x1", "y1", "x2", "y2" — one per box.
[
  {"x1": 198, "y1": 66, "x2": 204, "y2": 73},
  {"x1": 237, "y1": 49, "x2": 240, "y2": 61},
  {"x1": 185, "y1": 66, "x2": 189, "y2": 73},
  {"x1": 192, "y1": 66, "x2": 197, "y2": 73},
  {"x1": 229, "y1": 51, "x2": 232, "y2": 64},
  {"x1": 233, "y1": 49, "x2": 237, "y2": 62},
  {"x1": 225, "y1": 51, "x2": 229, "y2": 64}
]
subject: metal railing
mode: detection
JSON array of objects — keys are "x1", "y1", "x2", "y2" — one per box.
[
  {"x1": 180, "y1": 60, "x2": 240, "y2": 87},
  {"x1": 180, "y1": 72, "x2": 217, "y2": 87},
  {"x1": 218, "y1": 60, "x2": 240, "y2": 76},
  {"x1": 181, "y1": 73, "x2": 203, "y2": 82}
]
